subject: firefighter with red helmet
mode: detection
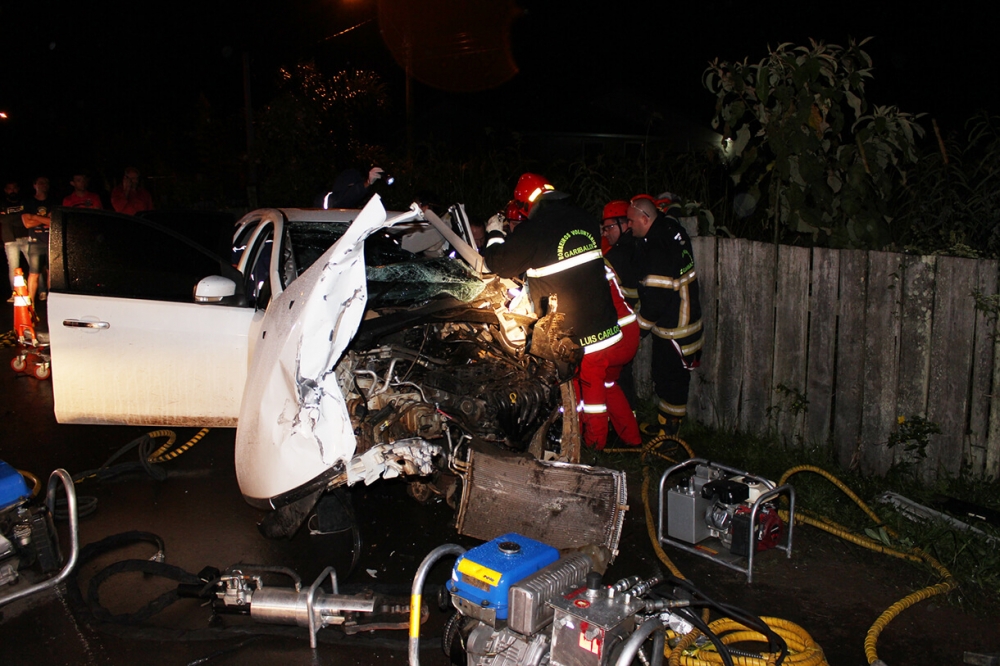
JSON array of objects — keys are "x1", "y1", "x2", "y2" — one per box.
[
  {"x1": 627, "y1": 196, "x2": 703, "y2": 436},
  {"x1": 601, "y1": 200, "x2": 639, "y2": 306},
  {"x1": 482, "y1": 173, "x2": 640, "y2": 448}
]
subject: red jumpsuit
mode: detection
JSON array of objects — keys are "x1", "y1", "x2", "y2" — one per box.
[{"x1": 574, "y1": 267, "x2": 641, "y2": 447}]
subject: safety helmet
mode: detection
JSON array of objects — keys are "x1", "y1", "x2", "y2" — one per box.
[
  {"x1": 511, "y1": 173, "x2": 556, "y2": 217},
  {"x1": 630, "y1": 193, "x2": 656, "y2": 205},
  {"x1": 504, "y1": 199, "x2": 527, "y2": 223},
  {"x1": 602, "y1": 200, "x2": 629, "y2": 221}
]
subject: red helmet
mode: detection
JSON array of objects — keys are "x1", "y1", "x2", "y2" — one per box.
[
  {"x1": 511, "y1": 173, "x2": 555, "y2": 217},
  {"x1": 602, "y1": 200, "x2": 629, "y2": 221},
  {"x1": 504, "y1": 199, "x2": 527, "y2": 223},
  {"x1": 630, "y1": 193, "x2": 656, "y2": 204},
  {"x1": 655, "y1": 192, "x2": 677, "y2": 212}
]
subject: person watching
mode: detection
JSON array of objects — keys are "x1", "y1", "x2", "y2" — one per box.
[
  {"x1": 111, "y1": 166, "x2": 153, "y2": 215},
  {"x1": 63, "y1": 173, "x2": 103, "y2": 209},
  {"x1": 21, "y1": 176, "x2": 56, "y2": 302},
  {"x1": 2, "y1": 180, "x2": 26, "y2": 301}
]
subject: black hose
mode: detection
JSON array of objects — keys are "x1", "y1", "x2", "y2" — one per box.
[
  {"x1": 64, "y1": 531, "x2": 443, "y2": 652},
  {"x1": 674, "y1": 606, "x2": 735, "y2": 666},
  {"x1": 665, "y1": 576, "x2": 788, "y2": 665}
]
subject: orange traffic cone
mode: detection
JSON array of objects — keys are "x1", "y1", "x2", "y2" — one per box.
[{"x1": 12, "y1": 268, "x2": 37, "y2": 345}]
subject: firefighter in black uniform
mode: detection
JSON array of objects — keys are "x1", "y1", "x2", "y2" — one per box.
[
  {"x1": 482, "y1": 173, "x2": 636, "y2": 449},
  {"x1": 627, "y1": 196, "x2": 703, "y2": 436}
]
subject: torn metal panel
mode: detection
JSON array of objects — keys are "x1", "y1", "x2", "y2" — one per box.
[
  {"x1": 455, "y1": 445, "x2": 627, "y2": 558},
  {"x1": 236, "y1": 197, "x2": 422, "y2": 503}
]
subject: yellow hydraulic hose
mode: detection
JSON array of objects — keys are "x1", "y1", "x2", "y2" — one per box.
[
  {"x1": 608, "y1": 434, "x2": 696, "y2": 580},
  {"x1": 777, "y1": 465, "x2": 956, "y2": 665},
  {"x1": 669, "y1": 615, "x2": 827, "y2": 665},
  {"x1": 620, "y1": 446, "x2": 952, "y2": 664},
  {"x1": 146, "y1": 428, "x2": 210, "y2": 463},
  {"x1": 605, "y1": 433, "x2": 696, "y2": 463}
]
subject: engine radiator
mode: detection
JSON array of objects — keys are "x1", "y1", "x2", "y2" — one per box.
[{"x1": 455, "y1": 446, "x2": 627, "y2": 558}]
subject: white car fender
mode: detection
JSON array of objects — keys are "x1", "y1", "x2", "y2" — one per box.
[{"x1": 235, "y1": 195, "x2": 421, "y2": 504}]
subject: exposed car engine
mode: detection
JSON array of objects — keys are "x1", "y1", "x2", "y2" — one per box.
[{"x1": 344, "y1": 320, "x2": 562, "y2": 456}]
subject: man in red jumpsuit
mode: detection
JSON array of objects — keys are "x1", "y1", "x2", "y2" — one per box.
[{"x1": 482, "y1": 173, "x2": 639, "y2": 449}]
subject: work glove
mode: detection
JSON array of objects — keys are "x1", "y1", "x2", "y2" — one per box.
[
  {"x1": 485, "y1": 213, "x2": 505, "y2": 234},
  {"x1": 367, "y1": 167, "x2": 384, "y2": 186}
]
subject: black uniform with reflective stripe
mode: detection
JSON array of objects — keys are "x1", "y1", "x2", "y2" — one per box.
[
  {"x1": 482, "y1": 199, "x2": 619, "y2": 348},
  {"x1": 635, "y1": 213, "x2": 703, "y2": 352}
]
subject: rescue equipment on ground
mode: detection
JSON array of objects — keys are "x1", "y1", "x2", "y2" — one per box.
[
  {"x1": 658, "y1": 459, "x2": 795, "y2": 582},
  {"x1": 409, "y1": 532, "x2": 827, "y2": 666},
  {"x1": 0, "y1": 463, "x2": 80, "y2": 607}
]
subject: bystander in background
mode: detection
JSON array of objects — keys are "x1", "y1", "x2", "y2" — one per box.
[{"x1": 111, "y1": 166, "x2": 153, "y2": 215}]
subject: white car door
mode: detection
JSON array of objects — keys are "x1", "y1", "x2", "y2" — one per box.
[{"x1": 47, "y1": 209, "x2": 254, "y2": 426}]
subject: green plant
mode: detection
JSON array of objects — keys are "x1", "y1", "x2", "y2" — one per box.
[
  {"x1": 704, "y1": 38, "x2": 925, "y2": 249},
  {"x1": 887, "y1": 415, "x2": 942, "y2": 462},
  {"x1": 894, "y1": 112, "x2": 1000, "y2": 258}
]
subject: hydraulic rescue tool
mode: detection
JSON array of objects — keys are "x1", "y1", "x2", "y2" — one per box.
[
  {"x1": 0, "y1": 462, "x2": 79, "y2": 607},
  {"x1": 411, "y1": 532, "x2": 824, "y2": 666}
]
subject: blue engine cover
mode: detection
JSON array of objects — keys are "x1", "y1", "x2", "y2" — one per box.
[
  {"x1": 448, "y1": 533, "x2": 559, "y2": 621},
  {"x1": 0, "y1": 460, "x2": 31, "y2": 511}
]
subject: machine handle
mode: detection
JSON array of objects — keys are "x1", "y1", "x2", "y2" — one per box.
[{"x1": 63, "y1": 320, "x2": 110, "y2": 329}]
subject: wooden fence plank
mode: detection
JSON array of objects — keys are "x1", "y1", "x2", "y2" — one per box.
[
  {"x1": 926, "y1": 257, "x2": 979, "y2": 479},
  {"x1": 772, "y1": 245, "x2": 810, "y2": 446},
  {"x1": 805, "y1": 247, "x2": 840, "y2": 448},
  {"x1": 714, "y1": 238, "x2": 746, "y2": 430},
  {"x1": 688, "y1": 237, "x2": 718, "y2": 425},
  {"x1": 833, "y1": 250, "x2": 868, "y2": 469},
  {"x1": 633, "y1": 334, "x2": 653, "y2": 401},
  {"x1": 895, "y1": 255, "x2": 936, "y2": 469},
  {"x1": 859, "y1": 251, "x2": 902, "y2": 475},
  {"x1": 740, "y1": 241, "x2": 777, "y2": 435},
  {"x1": 676, "y1": 236, "x2": 999, "y2": 483},
  {"x1": 989, "y1": 329, "x2": 1000, "y2": 480},
  {"x1": 966, "y1": 260, "x2": 998, "y2": 476}
]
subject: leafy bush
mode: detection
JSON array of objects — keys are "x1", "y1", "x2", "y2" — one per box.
[
  {"x1": 893, "y1": 112, "x2": 1000, "y2": 258},
  {"x1": 704, "y1": 38, "x2": 924, "y2": 248}
]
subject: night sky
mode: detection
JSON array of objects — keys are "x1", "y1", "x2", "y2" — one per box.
[{"x1": 0, "y1": 0, "x2": 991, "y2": 188}]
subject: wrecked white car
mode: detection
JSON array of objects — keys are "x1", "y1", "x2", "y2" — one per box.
[{"x1": 46, "y1": 199, "x2": 626, "y2": 553}]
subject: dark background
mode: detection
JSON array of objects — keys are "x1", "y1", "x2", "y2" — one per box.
[{"x1": 0, "y1": 0, "x2": 990, "y2": 197}]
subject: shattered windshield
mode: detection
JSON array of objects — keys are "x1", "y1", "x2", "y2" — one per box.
[{"x1": 286, "y1": 220, "x2": 486, "y2": 308}]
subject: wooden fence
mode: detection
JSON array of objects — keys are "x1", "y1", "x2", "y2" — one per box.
[{"x1": 634, "y1": 237, "x2": 1000, "y2": 481}]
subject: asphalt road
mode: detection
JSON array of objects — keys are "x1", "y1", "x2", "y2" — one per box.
[
  {"x1": 3, "y1": 300, "x2": 1000, "y2": 666},
  {"x1": 0, "y1": 301, "x2": 469, "y2": 665}
]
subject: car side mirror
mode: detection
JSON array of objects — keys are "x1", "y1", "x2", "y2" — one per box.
[{"x1": 194, "y1": 275, "x2": 237, "y2": 303}]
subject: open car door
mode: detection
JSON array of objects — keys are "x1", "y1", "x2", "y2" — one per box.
[{"x1": 47, "y1": 209, "x2": 254, "y2": 426}]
